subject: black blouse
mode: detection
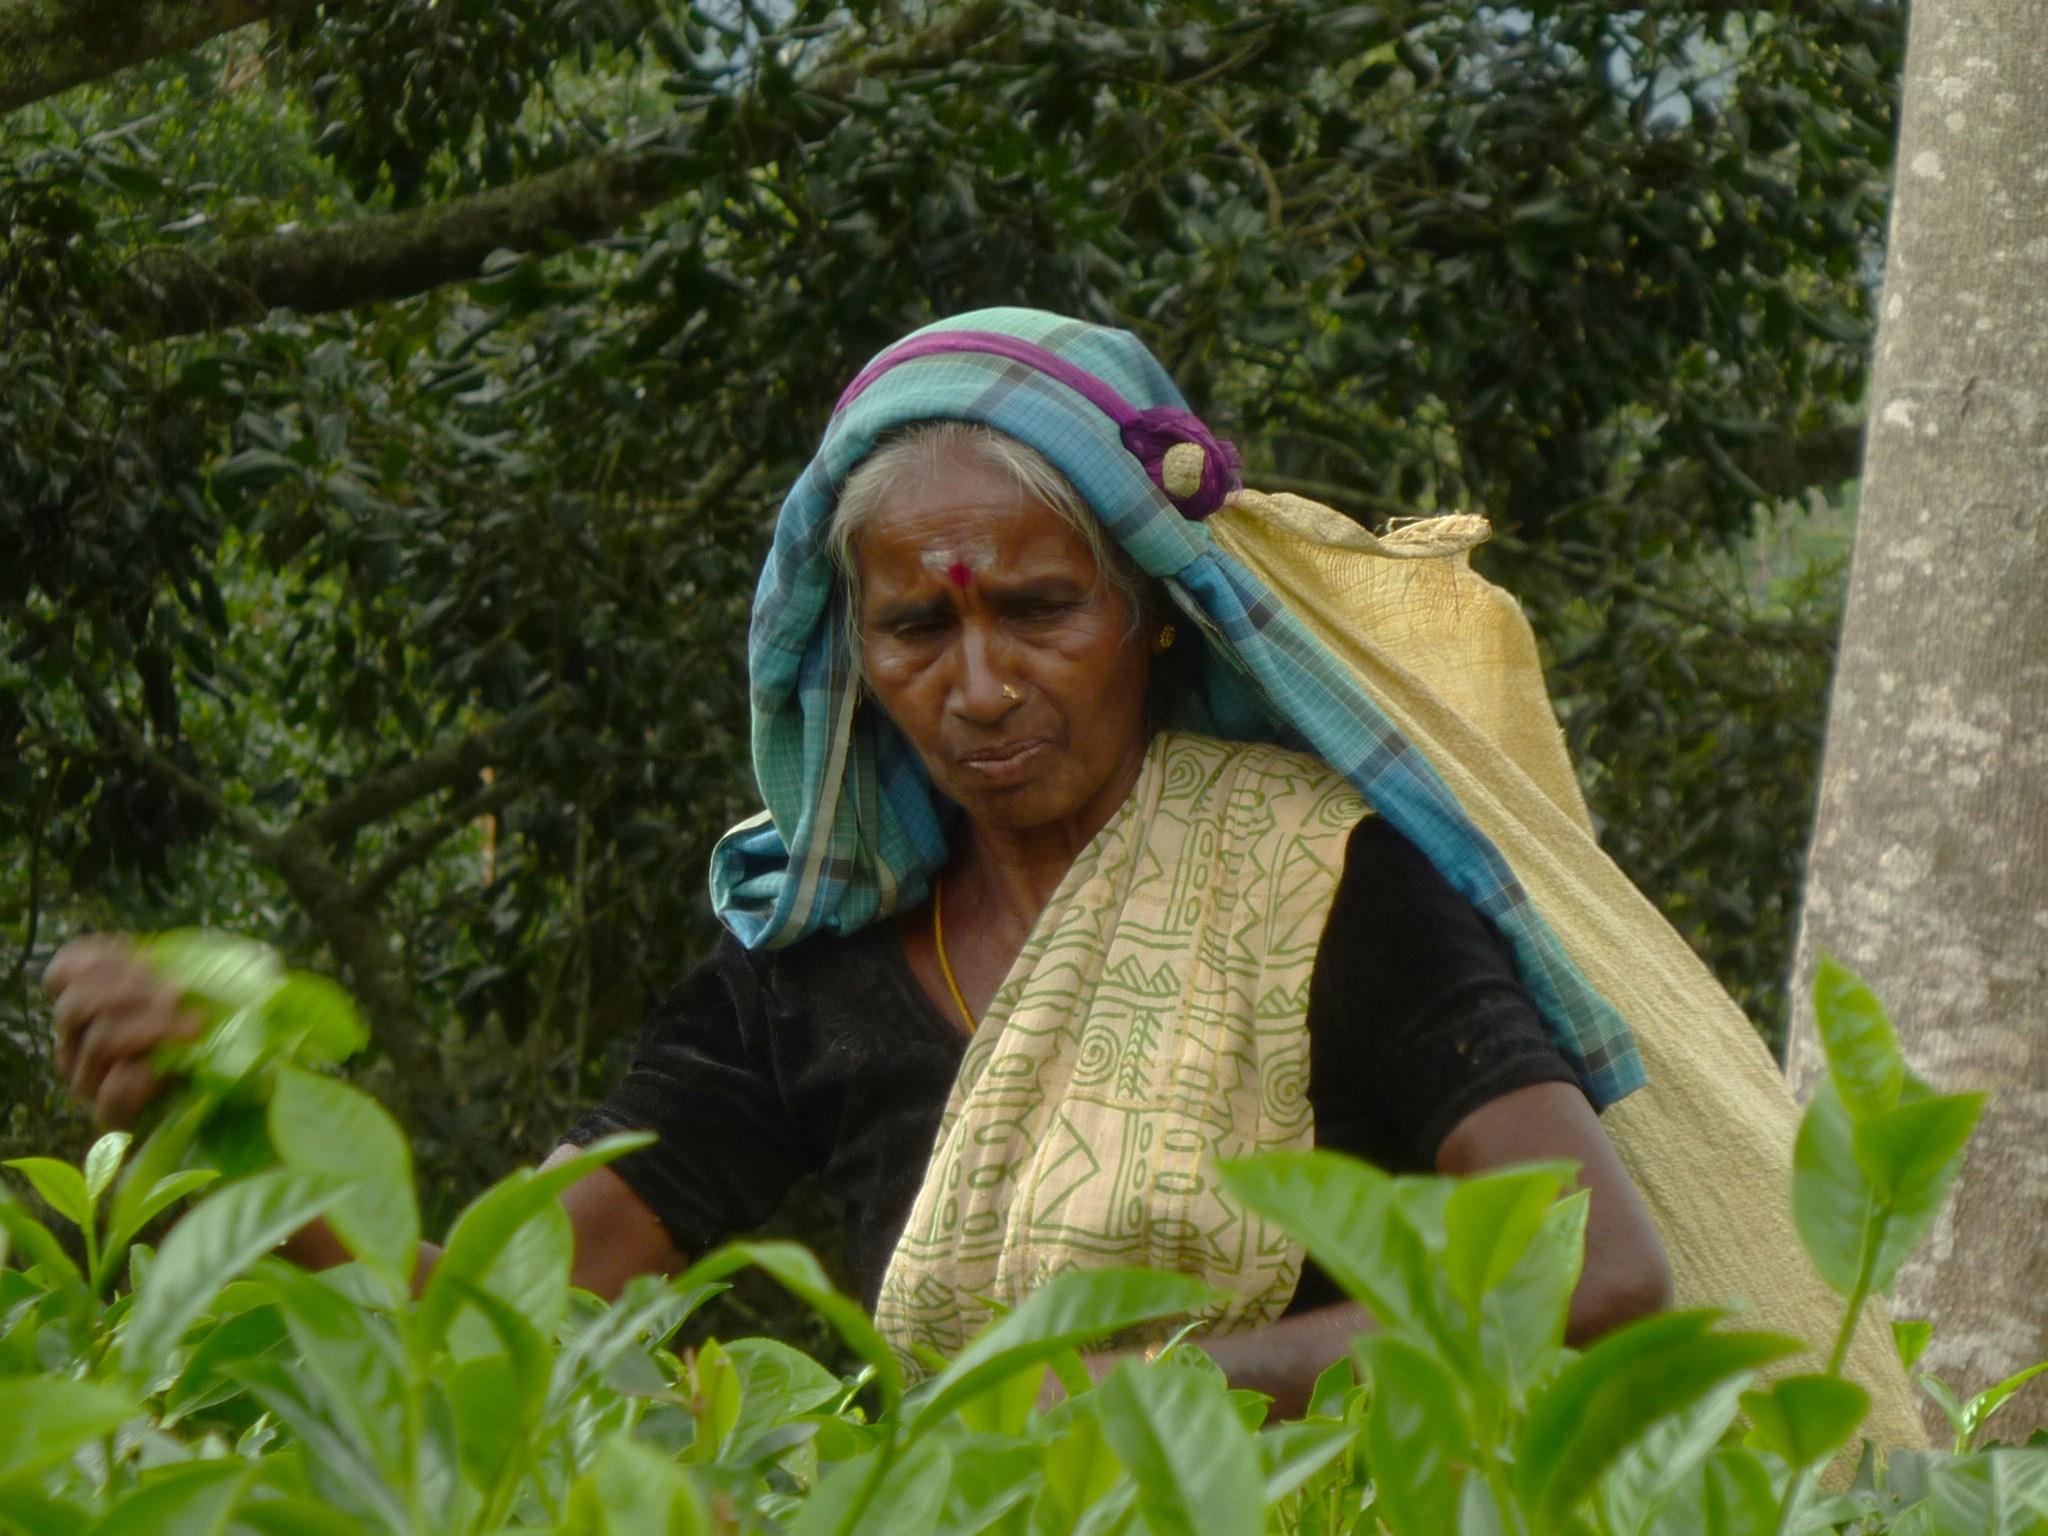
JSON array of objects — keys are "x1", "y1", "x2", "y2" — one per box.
[{"x1": 567, "y1": 816, "x2": 1579, "y2": 1311}]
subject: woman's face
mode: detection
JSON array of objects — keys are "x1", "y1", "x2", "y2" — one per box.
[{"x1": 852, "y1": 452, "x2": 1153, "y2": 840}]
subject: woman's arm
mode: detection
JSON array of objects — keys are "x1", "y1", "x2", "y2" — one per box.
[
  {"x1": 275, "y1": 1152, "x2": 687, "y2": 1301},
  {"x1": 48, "y1": 937, "x2": 694, "y2": 1302},
  {"x1": 1435, "y1": 1079, "x2": 1671, "y2": 1342},
  {"x1": 1121, "y1": 1082, "x2": 1671, "y2": 1419}
]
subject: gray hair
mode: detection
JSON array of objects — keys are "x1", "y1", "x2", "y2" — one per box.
[{"x1": 827, "y1": 421, "x2": 1147, "y2": 676}]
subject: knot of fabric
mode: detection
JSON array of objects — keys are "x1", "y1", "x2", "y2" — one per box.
[
  {"x1": 835, "y1": 327, "x2": 1242, "y2": 523},
  {"x1": 1119, "y1": 407, "x2": 1243, "y2": 519}
]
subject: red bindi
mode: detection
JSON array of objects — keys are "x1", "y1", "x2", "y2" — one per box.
[{"x1": 945, "y1": 562, "x2": 974, "y2": 589}]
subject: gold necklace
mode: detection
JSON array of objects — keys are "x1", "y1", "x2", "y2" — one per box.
[{"x1": 931, "y1": 876, "x2": 977, "y2": 1032}]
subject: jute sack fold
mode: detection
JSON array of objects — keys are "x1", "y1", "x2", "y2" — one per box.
[{"x1": 1208, "y1": 488, "x2": 1923, "y2": 1450}]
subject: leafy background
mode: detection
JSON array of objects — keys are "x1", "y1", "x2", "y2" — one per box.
[{"x1": 2, "y1": 0, "x2": 1896, "y2": 1269}]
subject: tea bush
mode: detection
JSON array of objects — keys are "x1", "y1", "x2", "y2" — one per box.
[{"x1": 1, "y1": 942, "x2": 2043, "y2": 1535}]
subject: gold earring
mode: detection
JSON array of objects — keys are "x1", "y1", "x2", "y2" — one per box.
[
  {"x1": 1000, "y1": 684, "x2": 1022, "y2": 702},
  {"x1": 1155, "y1": 623, "x2": 1177, "y2": 653}
]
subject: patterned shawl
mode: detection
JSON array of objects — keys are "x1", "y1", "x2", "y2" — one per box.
[{"x1": 708, "y1": 307, "x2": 1644, "y2": 1108}]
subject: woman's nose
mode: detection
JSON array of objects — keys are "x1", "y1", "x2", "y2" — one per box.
[{"x1": 952, "y1": 625, "x2": 1021, "y2": 722}]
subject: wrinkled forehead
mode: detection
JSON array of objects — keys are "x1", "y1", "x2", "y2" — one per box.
[{"x1": 850, "y1": 498, "x2": 1109, "y2": 614}]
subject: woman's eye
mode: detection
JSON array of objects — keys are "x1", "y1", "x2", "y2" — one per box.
[{"x1": 1012, "y1": 600, "x2": 1075, "y2": 622}]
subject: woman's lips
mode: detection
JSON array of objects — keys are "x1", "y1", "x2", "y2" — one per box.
[{"x1": 957, "y1": 739, "x2": 1049, "y2": 784}]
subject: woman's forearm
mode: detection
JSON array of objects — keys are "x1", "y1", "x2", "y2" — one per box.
[{"x1": 1167, "y1": 1302, "x2": 1373, "y2": 1421}]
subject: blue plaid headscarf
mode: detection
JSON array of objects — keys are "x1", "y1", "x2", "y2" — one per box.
[{"x1": 711, "y1": 307, "x2": 1645, "y2": 1107}]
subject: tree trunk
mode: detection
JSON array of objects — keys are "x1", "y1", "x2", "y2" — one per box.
[
  {"x1": 0, "y1": 0, "x2": 329, "y2": 115},
  {"x1": 1787, "y1": 0, "x2": 2048, "y2": 1434}
]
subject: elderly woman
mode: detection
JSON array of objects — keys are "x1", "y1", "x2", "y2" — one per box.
[{"x1": 52, "y1": 310, "x2": 1681, "y2": 1415}]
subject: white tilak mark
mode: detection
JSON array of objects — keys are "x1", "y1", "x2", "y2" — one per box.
[{"x1": 919, "y1": 537, "x2": 1001, "y2": 576}]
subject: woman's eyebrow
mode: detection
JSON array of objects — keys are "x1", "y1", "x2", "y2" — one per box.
[
  {"x1": 868, "y1": 595, "x2": 954, "y2": 629},
  {"x1": 982, "y1": 574, "x2": 1090, "y2": 601}
]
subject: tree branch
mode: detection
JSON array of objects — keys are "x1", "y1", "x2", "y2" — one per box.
[
  {"x1": 120, "y1": 144, "x2": 687, "y2": 338},
  {"x1": 1639, "y1": 423, "x2": 1865, "y2": 513},
  {"x1": 299, "y1": 704, "x2": 540, "y2": 848},
  {"x1": 0, "y1": 0, "x2": 335, "y2": 116},
  {"x1": 117, "y1": 0, "x2": 1007, "y2": 339},
  {"x1": 354, "y1": 772, "x2": 529, "y2": 906}
]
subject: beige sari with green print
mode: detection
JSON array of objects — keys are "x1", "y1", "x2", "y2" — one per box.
[{"x1": 873, "y1": 729, "x2": 1366, "y2": 1363}]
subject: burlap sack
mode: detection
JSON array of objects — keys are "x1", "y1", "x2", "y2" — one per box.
[{"x1": 1208, "y1": 489, "x2": 1924, "y2": 1450}]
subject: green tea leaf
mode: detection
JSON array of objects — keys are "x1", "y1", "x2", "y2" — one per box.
[
  {"x1": 548, "y1": 1275, "x2": 723, "y2": 1417},
  {"x1": 255, "y1": 1262, "x2": 411, "y2": 1483},
  {"x1": 1096, "y1": 1361, "x2": 1264, "y2": 1536},
  {"x1": 951, "y1": 1356, "x2": 1047, "y2": 1439},
  {"x1": 1214, "y1": 1152, "x2": 1446, "y2": 1346},
  {"x1": 1599, "y1": 1376, "x2": 1747, "y2": 1536},
  {"x1": 1699, "y1": 1448, "x2": 1779, "y2": 1536},
  {"x1": 1791, "y1": 1078, "x2": 1870, "y2": 1295},
  {"x1": 1258, "y1": 1419, "x2": 1354, "y2": 1503},
  {"x1": 941, "y1": 1439, "x2": 1043, "y2": 1534},
  {"x1": 441, "y1": 1272, "x2": 552, "y2": 1488},
  {"x1": 226, "y1": 1494, "x2": 372, "y2": 1536},
  {"x1": 1849, "y1": 1092, "x2": 1985, "y2": 1293},
  {"x1": 686, "y1": 1241, "x2": 904, "y2": 1415},
  {"x1": 913, "y1": 1267, "x2": 1220, "y2": 1432},
  {"x1": 223, "y1": 1356, "x2": 410, "y2": 1533},
  {"x1": 83, "y1": 1132, "x2": 131, "y2": 1203},
  {"x1": 721, "y1": 1335, "x2": 856, "y2": 1454},
  {"x1": 1304, "y1": 1355, "x2": 1357, "y2": 1419},
  {"x1": 4, "y1": 1158, "x2": 91, "y2": 1233},
  {"x1": 1358, "y1": 1335, "x2": 1474, "y2": 1536},
  {"x1": 686, "y1": 1338, "x2": 743, "y2": 1464},
  {"x1": 0, "y1": 1191, "x2": 87, "y2": 1295},
  {"x1": 790, "y1": 1436, "x2": 951, "y2": 1536},
  {"x1": 104, "y1": 1094, "x2": 214, "y2": 1263},
  {"x1": 162, "y1": 1303, "x2": 289, "y2": 1426},
  {"x1": 1811, "y1": 955, "x2": 1906, "y2": 1118},
  {"x1": 0, "y1": 1378, "x2": 135, "y2": 1479},
  {"x1": 583, "y1": 1436, "x2": 712, "y2": 1534},
  {"x1": 1035, "y1": 1408, "x2": 1125, "y2": 1532},
  {"x1": 90, "y1": 1458, "x2": 252, "y2": 1536},
  {"x1": 1739, "y1": 1373, "x2": 1870, "y2": 1468},
  {"x1": 1961, "y1": 1361, "x2": 2048, "y2": 1452},
  {"x1": 266, "y1": 973, "x2": 370, "y2": 1065},
  {"x1": 268, "y1": 1067, "x2": 417, "y2": 1288},
  {"x1": 0, "y1": 1483, "x2": 94, "y2": 1536},
  {"x1": 1479, "y1": 1189, "x2": 1589, "y2": 1407},
  {"x1": 416, "y1": 1133, "x2": 649, "y2": 1357},
  {"x1": 1442, "y1": 1162, "x2": 1575, "y2": 1312},
  {"x1": 103, "y1": 1169, "x2": 221, "y2": 1273},
  {"x1": 1920, "y1": 1375, "x2": 1971, "y2": 1443},
  {"x1": 1893, "y1": 1320, "x2": 1935, "y2": 1373},
  {"x1": 141, "y1": 930, "x2": 283, "y2": 1020},
  {"x1": 1517, "y1": 1310, "x2": 1802, "y2": 1530},
  {"x1": 450, "y1": 1352, "x2": 524, "y2": 1493},
  {"x1": 122, "y1": 1166, "x2": 354, "y2": 1375},
  {"x1": 1925, "y1": 1447, "x2": 2048, "y2": 1536}
]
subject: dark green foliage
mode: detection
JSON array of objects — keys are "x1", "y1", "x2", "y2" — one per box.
[{"x1": 0, "y1": 953, "x2": 2040, "y2": 1532}]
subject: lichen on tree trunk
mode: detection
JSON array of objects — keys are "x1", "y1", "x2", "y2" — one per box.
[{"x1": 1788, "y1": 0, "x2": 2048, "y2": 1436}]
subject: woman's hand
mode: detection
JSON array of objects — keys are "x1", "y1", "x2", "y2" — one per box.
[{"x1": 44, "y1": 935, "x2": 205, "y2": 1130}]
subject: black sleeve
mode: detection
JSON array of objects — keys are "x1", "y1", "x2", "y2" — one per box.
[
  {"x1": 1307, "y1": 817, "x2": 1581, "y2": 1173},
  {"x1": 562, "y1": 929, "x2": 814, "y2": 1257}
]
